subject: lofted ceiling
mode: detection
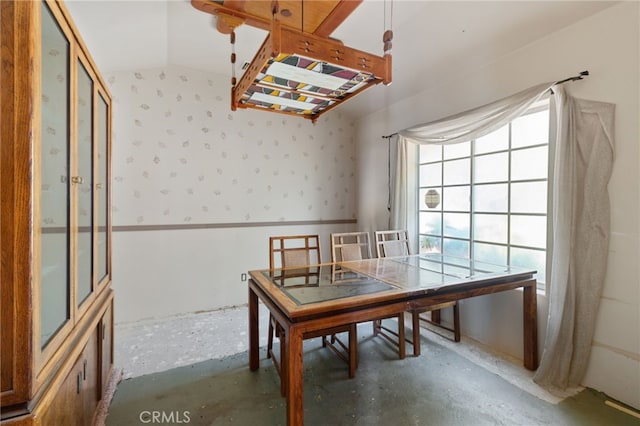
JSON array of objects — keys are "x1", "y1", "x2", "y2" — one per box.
[{"x1": 66, "y1": 0, "x2": 618, "y2": 119}]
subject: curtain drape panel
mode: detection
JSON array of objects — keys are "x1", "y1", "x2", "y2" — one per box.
[
  {"x1": 533, "y1": 87, "x2": 615, "y2": 389},
  {"x1": 389, "y1": 135, "x2": 407, "y2": 230},
  {"x1": 389, "y1": 81, "x2": 615, "y2": 390},
  {"x1": 398, "y1": 81, "x2": 555, "y2": 145}
]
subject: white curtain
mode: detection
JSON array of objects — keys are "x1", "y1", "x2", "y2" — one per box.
[
  {"x1": 389, "y1": 81, "x2": 615, "y2": 389},
  {"x1": 533, "y1": 87, "x2": 615, "y2": 389}
]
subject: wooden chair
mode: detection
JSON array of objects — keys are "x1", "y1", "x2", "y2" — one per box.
[
  {"x1": 375, "y1": 230, "x2": 461, "y2": 356},
  {"x1": 330, "y1": 231, "x2": 372, "y2": 262},
  {"x1": 267, "y1": 235, "x2": 357, "y2": 396},
  {"x1": 374, "y1": 229, "x2": 412, "y2": 258},
  {"x1": 331, "y1": 232, "x2": 406, "y2": 359}
]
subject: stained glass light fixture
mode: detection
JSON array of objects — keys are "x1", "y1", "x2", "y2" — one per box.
[{"x1": 192, "y1": 0, "x2": 392, "y2": 123}]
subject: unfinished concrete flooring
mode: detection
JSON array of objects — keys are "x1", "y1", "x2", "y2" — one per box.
[{"x1": 105, "y1": 327, "x2": 639, "y2": 426}]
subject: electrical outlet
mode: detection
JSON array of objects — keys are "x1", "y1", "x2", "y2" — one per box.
[{"x1": 240, "y1": 273, "x2": 247, "y2": 282}]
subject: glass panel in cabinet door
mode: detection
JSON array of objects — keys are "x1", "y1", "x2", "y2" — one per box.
[
  {"x1": 97, "y1": 94, "x2": 109, "y2": 282},
  {"x1": 77, "y1": 60, "x2": 93, "y2": 306},
  {"x1": 40, "y1": 2, "x2": 71, "y2": 348}
]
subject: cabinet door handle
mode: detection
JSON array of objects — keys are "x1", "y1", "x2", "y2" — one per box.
[
  {"x1": 77, "y1": 372, "x2": 82, "y2": 394},
  {"x1": 83, "y1": 359, "x2": 87, "y2": 380},
  {"x1": 71, "y1": 176, "x2": 84, "y2": 184},
  {"x1": 102, "y1": 323, "x2": 106, "y2": 340}
]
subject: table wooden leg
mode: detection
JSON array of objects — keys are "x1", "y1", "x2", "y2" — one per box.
[
  {"x1": 249, "y1": 282, "x2": 260, "y2": 371},
  {"x1": 398, "y1": 312, "x2": 405, "y2": 359},
  {"x1": 412, "y1": 311, "x2": 421, "y2": 357},
  {"x1": 286, "y1": 325, "x2": 304, "y2": 426},
  {"x1": 523, "y1": 282, "x2": 538, "y2": 370}
]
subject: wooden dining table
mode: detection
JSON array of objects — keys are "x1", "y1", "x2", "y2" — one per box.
[{"x1": 248, "y1": 254, "x2": 538, "y2": 426}]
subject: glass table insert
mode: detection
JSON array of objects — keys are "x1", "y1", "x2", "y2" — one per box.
[{"x1": 262, "y1": 265, "x2": 397, "y2": 305}]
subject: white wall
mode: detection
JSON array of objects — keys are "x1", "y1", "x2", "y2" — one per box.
[
  {"x1": 356, "y1": 2, "x2": 639, "y2": 409},
  {"x1": 106, "y1": 65, "x2": 359, "y2": 323}
]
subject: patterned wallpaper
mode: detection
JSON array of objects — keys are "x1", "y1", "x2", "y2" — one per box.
[{"x1": 106, "y1": 65, "x2": 358, "y2": 226}]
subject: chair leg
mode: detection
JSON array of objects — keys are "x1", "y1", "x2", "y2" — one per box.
[
  {"x1": 267, "y1": 315, "x2": 274, "y2": 358},
  {"x1": 431, "y1": 308, "x2": 442, "y2": 324}
]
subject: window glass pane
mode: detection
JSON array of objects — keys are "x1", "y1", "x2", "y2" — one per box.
[
  {"x1": 40, "y1": 2, "x2": 70, "y2": 348},
  {"x1": 474, "y1": 152, "x2": 508, "y2": 183},
  {"x1": 511, "y1": 146, "x2": 548, "y2": 181},
  {"x1": 511, "y1": 215, "x2": 547, "y2": 249},
  {"x1": 511, "y1": 181, "x2": 547, "y2": 214},
  {"x1": 474, "y1": 183, "x2": 508, "y2": 212},
  {"x1": 512, "y1": 110, "x2": 549, "y2": 148},
  {"x1": 443, "y1": 158, "x2": 470, "y2": 185},
  {"x1": 419, "y1": 212, "x2": 441, "y2": 235},
  {"x1": 420, "y1": 235, "x2": 441, "y2": 254},
  {"x1": 415, "y1": 103, "x2": 549, "y2": 290},
  {"x1": 511, "y1": 247, "x2": 546, "y2": 283},
  {"x1": 443, "y1": 238, "x2": 469, "y2": 257},
  {"x1": 443, "y1": 141, "x2": 470, "y2": 160},
  {"x1": 443, "y1": 186, "x2": 469, "y2": 212},
  {"x1": 420, "y1": 188, "x2": 442, "y2": 211},
  {"x1": 443, "y1": 213, "x2": 469, "y2": 239},
  {"x1": 475, "y1": 125, "x2": 509, "y2": 154},
  {"x1": 420, "y1": 163, "x2": 442, "y2": 187},
  {"x1": 76, "y1": 61, "x2": 93, "y2": 306},
  {"x1": 420, "y1": 144, "x2": 441, "y2": 163},
  {"x1": 474, "y1": 213, "x2": 507, "y2": 244},
  {"x1": 473, "y1": 242, "x2": 507, "y2": 265},
  {"x1": 97, "y1": 95, "x2": 109, "y2": 282}
]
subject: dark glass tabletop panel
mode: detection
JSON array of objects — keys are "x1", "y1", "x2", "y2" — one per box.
[{"x1": 262, "y1": 265, "x2": 396, "y2": 305}]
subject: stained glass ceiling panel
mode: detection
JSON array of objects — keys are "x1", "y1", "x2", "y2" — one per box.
[{"x1": 238, "y1": 53, "x2": 377, "y2": 116}]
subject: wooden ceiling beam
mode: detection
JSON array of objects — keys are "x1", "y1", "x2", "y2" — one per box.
[
  {"x1": 313, "y1": 0, "x2": 362, "y2": 38},
  {"x1": 192, "y1": 0, "x2": 360, "y2": 37},
  {"x1": 192, "y1": 0, "x2": 273, "y2": 32}
]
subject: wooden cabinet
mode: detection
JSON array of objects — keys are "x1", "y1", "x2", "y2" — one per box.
[
  {"x1": 38, "y1": 331, "x2": 99, "y2": 426},
  {"x1": 100, "y1": 304, "x2": 114, "y2": 398},
  {"x1": 1, "y1": 0, "x2": 114, "y2": 424}
]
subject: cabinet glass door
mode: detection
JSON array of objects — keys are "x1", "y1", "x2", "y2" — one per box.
[
  {"x1": 97, "y1": 94, "x2": 109, "y2": 282},
  {"x1": 40, "y1": 2, "x2": 71, "y2": 348},
  {"x1": 77, "y1": 60, "x2": 93, "y2": 306}
]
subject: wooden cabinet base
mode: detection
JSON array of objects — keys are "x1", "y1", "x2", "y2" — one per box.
[{"x1": 1, "y1": 295, "x2": 114, "y2": 426}]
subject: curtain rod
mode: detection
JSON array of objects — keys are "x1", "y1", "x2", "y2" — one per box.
[
  {"x1": 380, "y1": 70, "x2": 590, "y2": 140},
  {"x1": 555, "y1": 70, "x2": 589, "y2": 85}
]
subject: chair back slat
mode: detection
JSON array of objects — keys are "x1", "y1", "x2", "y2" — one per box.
[
  {"x1": 269, "y1": 235, "x2": 321, "y2": 270},
  {"x1": 374, "y1": 230, "x2": 411, "y2": 258},
  {"x1": 330, "y1": 232, "x2": 372, "y2": 262}
]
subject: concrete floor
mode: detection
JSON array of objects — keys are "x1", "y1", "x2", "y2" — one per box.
[
  {"x1": 106, "y1": 308, "x2": 640, "y2": 426},
  {"x1": 114, "y1": 305, "x2": 271, "y2": 379}
]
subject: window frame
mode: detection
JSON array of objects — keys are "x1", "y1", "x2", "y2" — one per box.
[{"x1": 416, "y1": 99, "x2": 553, "y2": 292}]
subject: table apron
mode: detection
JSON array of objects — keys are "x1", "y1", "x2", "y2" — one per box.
[{"x1": 250, "y1": 277, "x2": 535, "y2": 337}]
